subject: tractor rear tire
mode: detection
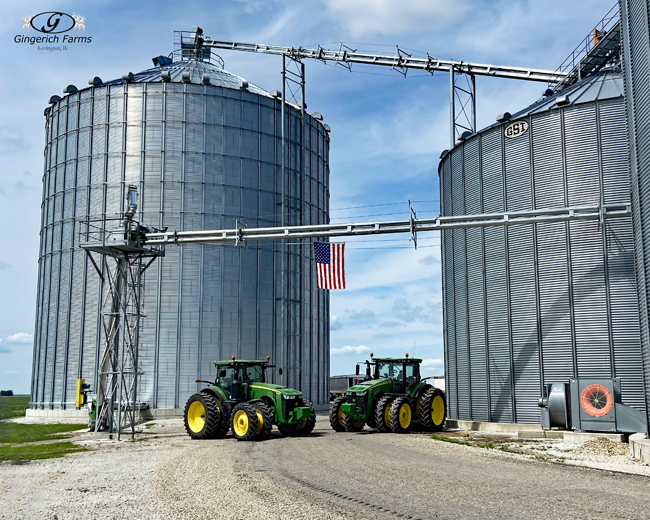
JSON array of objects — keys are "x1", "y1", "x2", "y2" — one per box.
[
  {"x1": 249, "y1": 400, "x2": 273, "y2": 440},
  {"x1": 419, "y1": 387, "x2": 447, "y2": 432},
  {"x1": 184, "y1": 393, "x2": 223, "y2": 439},
  {"x1": 231, "y1": 403, "x2": 260, "y2": 441},
  {"x1": 390, "y1": 396, "x2": 413, "y2": 433},
  {"x1": 291, "y1": 400, "x2": 317, "y2": 436},
  {"x1": 329, "y1": 396, "x2": 347, "y2": 432},
  {"x1": 277, "y1": 423, "x2": 295, "y2": 436},
  {"x1": 375, "y1": 396, "x2": 395, "y2": 433},
  {"x1": 342, "y1": 414, "x2": 365, "y2": 432}
]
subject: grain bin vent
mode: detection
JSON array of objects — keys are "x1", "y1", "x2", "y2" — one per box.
[{"x1": 538, "y1": 378, "x2": 648, "y2": 433}]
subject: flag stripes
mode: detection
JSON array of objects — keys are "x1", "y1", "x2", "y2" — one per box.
[{"x1": 314, "y1": 242, "x2": 345, "y2": 289}]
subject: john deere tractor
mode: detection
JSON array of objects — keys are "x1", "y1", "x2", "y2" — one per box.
[
  {"x1": 184, "y1": 357, "x2": 317, "y2": 441},
  {"x1": 329, "y1": 354, "x2": 446, "y2": 433}
]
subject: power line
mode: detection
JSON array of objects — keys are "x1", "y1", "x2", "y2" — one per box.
[{"x1": 330, "y1": 200, "x2": 439, "y2": 211}]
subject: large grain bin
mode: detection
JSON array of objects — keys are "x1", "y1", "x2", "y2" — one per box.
[
  {"x1": 440, "y1": 71, "x2": 646, "y2": 424},
  {"x1": 621, "y1": 0, "x2": 650, "y2": 432},
  {"x1": 31, "y1": 57, "x2": 330, "y2": 411}
]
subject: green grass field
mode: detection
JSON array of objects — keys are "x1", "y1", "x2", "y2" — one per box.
[
  {"x1": 0, "y1": 395, "x2": 87, "y2": 462},
  {"x1": 0, "y1": 395, "x2": 30, "y2": 420},
  {"x1": 0, "y1": 423, "x2": 85, "y2": 444},
  {"x1": 0, "y1": 442, "x2": 86, "y2": 462}
]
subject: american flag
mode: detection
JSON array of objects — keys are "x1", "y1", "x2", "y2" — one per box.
[{"x1": 314, "y1": 242, "x2": 345, "y2": 289}]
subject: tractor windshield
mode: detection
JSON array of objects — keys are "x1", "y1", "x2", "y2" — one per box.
[
  {"x1": 377, "y1": 362, "x2": 403, "y2": 380},
  {"x1": 239, "y1": 365, "x2": 264, "y2": 383}
]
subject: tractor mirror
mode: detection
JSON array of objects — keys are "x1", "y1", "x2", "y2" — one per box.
[
  {"x1": 219, "y1": 369, "x2": 226, "y2": 377},
  {"x1": 355, "y1": 364, "x2": 360, "y2": 375},
  {"x1": 278, "y1": 368, "x2": 283, "y2": 375}
]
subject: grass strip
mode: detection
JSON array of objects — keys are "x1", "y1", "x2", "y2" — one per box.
[
  {"x1": 0, "y1": 442, "x2": 86, "y2": 462},
  {"x1": 431, "y1": 433, "x2": 473, "y2": 446},
  {"x1": 0, "y1": 423, "x2": 84, "y2": 444},
  {"x1": 0, "y1": 396, "x2": 30, "y2": 420}
]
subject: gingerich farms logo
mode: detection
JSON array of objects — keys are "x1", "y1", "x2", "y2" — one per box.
[{"x1": 15, "y1": 12, "x2": 92, "y2": 50}]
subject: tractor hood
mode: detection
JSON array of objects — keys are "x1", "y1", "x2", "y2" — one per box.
[
  {"x1": 347, "y1": 378, "x2": 392, "y2": 393},
  {"x1": 248, "y1": 382, "x2": 302, "y2": 397}
]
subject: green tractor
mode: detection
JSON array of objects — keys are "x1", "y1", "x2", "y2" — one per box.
[
  {"x1": 329, "y1": 354, "x2": 446, "y2": 433},
  {"x1": 184, "y1": 357, "x2": 317, "y2": 441}
]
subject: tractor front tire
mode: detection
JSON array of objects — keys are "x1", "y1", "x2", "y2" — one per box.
[
  {"x1": 329, "y1": 396, "x2": 347, "y2": 432},
  {"x1": 277, "y1": 423, "x2": 295, "y2": 436},
  {"x1": 184, "y1": 393, "x2": 223, "y2": 439},
  {"x1": 419, "y1": 387, "x2": 447, "y2": 432},
  {"x1": 249, "y1": 400, "x2": 273, "y2": 441},
  {"x1": 291, "y1": 400, "x2": 317, "y2": 436},
  {"x1": 231, "y1": 403, "x2": 260, "y2": 441},
  {"x1": 366, "y1": 405, "x2": 377, "y2": 429},
  {"x1": 390, "y1": 396, "x2": 413, "y2": 433},
  {"x1": 375, "y1": 396, "x2": 395, "y2": 433},
  {"x1": 342, "y1": 414, "x2": 365, "y2": 432}
]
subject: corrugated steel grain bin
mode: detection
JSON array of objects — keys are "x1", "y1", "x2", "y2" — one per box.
[
  {"x1": 620, "y1": 0, "x2": 650, "y2": 431},
  {"x1": 439, "y1": 71, "x2": 646, "y2": 424},
  {"x1": 31, "y1": 58, "x2": 331, "y2": 410}
]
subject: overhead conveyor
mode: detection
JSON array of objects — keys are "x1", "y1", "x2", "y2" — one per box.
[{"x1": 142, "y1": 203, "x2": 631, "y2": 247}]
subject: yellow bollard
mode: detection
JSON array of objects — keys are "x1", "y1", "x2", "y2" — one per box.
[{"x1": 75, "y1": 378, "x2": 85, "y2": 408}]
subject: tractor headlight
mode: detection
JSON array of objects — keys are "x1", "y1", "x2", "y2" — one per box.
[
  {"x1": 356, "y1": 391, "x2": 368, "y2": 397},
  {"x1": 282, "y1": 394, "x2": 296, "y2": 399}
]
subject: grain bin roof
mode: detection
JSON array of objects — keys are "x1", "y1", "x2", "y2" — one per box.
[
  {"x1": 103, "y1": 59, "x2": 272, "y2": 97},
  {"x1": 511, "y1": 70, "x2": 624, "y2": 119}
]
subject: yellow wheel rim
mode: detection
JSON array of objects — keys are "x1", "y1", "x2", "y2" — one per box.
[
  {"x1": 432, "y1": 395, "x2": 445, "y2": 425},
  {"x1": 233, "y1": 409, "x2": 249, "y2": 436},
  {"x1": 384, "y1": 403, "x2": 392, "y2": 426},
  {"x1": 399, "y1": 403, "x2": 412, "y2": 429},
  {"x1": 353, "y1": 419, "x2": 364, "y2": 428},
  {"x1": 254, "y1": 409, "x2": 264, "y2": 435},
  {"x1": 187, "y1": 401, "x2": 206, "y2": 433},
  {"x1": 337, "y1": 407, "x2": 345, "y2": 427}
]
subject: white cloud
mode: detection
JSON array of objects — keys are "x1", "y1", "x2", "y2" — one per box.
[
  {"x1": 331, "y1": 345, "x2": 371, "y2": 355},
  {"x1": 419, "y1": 255, "x2": 438, "y2": 265},
  {"x1": 331, "y1": 315, "x2": 343, "y2": 331},
  {"x1": 421, "y1": 358, "x2": 443, "y2": 367},
  {"x1": 345, "y1": 246, "x2": 441, "y2": 291},
  {"x1": 347, "y1": 307, "x2": 375, "y2": 320},
  {"x1": 6, "y1": 333, "x2": 33, "y2": 344},
  {"x1": 323, "y1": 0, "x2": 471, "y2": 37}
]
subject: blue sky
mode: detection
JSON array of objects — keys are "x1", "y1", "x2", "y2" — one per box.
[{"x1": 0, "y1": 0, "x2": 615, "y2": 393}]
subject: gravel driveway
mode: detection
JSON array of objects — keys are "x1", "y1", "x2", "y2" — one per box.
[{"x1": 1, "y1": 416, "x2": 649, "y2": 520}]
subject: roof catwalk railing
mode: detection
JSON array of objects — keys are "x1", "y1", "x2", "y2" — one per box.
[
  {"x1": 549, "y1": 3, "x2": 621, "y2": 91},
  {"x1": 144, "y1": 203, "x2": 631, "y2": 247},
  {"x1": 199, "y1": 39, "x2": 568, "y2": 84}
]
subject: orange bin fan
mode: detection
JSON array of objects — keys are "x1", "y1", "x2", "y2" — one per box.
[{"x1": 580, "y1": 384, "x2": 613, "y2": 417}]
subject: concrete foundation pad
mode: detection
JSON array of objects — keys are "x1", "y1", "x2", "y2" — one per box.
[
  {"x1": 26, "y1": 409, "x2": 88, "y2": 419},
  {"x1": 446, "y1": 420, "x2": 542, "y2": 433},
  {"x1": 518, "y1": 430, "x2": 565, "y2": 439},
  {"x1": 24, "y1": 407, "x2": 183, "y2": 423},
  {"x1": 629, "y1": 432, "x2": 650, "y2": 462},
  {"x1": 563, "y1": 431, "x2": 626, "y2": 444},
  {"x1": 25, "y1": 405, "x2": 330, "y2": 422}
]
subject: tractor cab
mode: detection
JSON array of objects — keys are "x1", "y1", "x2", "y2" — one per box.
[
  {"x1": 213, "y1": 358, "x2": 282, "y2": 401},
  {"x1": 372, "y1": 356, "x2": 422, "y2": 394}
]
